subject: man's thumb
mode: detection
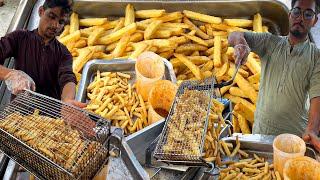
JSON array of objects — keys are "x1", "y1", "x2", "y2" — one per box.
[{"x1": 302, "y1": 134, "x2": 311, "y2": 142}]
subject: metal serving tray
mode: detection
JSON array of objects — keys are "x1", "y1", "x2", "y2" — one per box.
[
  {"x1": 76, "y1": 59, "x2": 176, "y2": 103},
  {"x1": 106, "y1": 127, "x2": 150, "y2": 180},
  {"x1": 189, "y1": 133, "x2": 319, "y2": 180},
  {"x1": 221, "y1": 133, "x2": 320, "y2": 162},
  {"x1": 72, "y1": 0, "x2": 289, "y2": 36}
]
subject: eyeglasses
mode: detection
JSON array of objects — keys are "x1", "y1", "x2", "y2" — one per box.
[{"x1": 290, "y1": 7, "x2": 316, "y2": 20}]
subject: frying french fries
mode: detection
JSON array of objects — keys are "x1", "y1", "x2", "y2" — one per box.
[{"x1": 60, "y1": 4, "x2": 266, "y2": 134}]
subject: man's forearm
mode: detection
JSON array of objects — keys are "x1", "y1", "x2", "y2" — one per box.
[
  {"x1": 228, "y1": 32, "x2": 249, "y2": 47},
  {"x1": 307, "y1": 97, "x2": 320, "y2": 134},
  {"x1": 61, "y1": 82, "x2": 76, "y2": 101},
  {"x1": 0, "y1": 65, "x2": 13, "y2": 80}
]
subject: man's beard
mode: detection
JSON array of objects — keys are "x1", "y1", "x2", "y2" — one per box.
[{"x1": 290, "y1": 29, "x2": 307, "y2": 38}]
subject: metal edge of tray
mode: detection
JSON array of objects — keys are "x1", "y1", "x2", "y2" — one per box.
[
  {"x1": 222, "y1": 133, "x2": 320, "y2": 160},
  {"x1": 222, "y1": 133, "x2": 275, "y2": 152},
  {"x1": 108, "y1": 128, "x2": 150, "y2": 180},
  {"x1": 75, "y1": 59, "x2": 176, "y2": 102},
  {"x1": 126, "y1": 119, "x2": 165, "y2": 165},
  {"x1": 73, "y1": 0, "x2": 289, "y2": 35}
]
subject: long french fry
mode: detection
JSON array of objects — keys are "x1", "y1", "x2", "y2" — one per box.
[
  {"x1": 234, "y1": 112, "x2": 251, "y2": 134},
  {"x1": 229, "y1": 87, "x2": 247, "y2": 98},
  {"x1": 152, "y1": 30, "x2": 172, "y2": 39},
  {"x1": 246, "y1": 53, "x2": 261, "y2": 74},
  {"x1": 73, "y1": 47, "x2": 94, "y2": 73},
  {"x1": 253, "y1": 13, "x2": 263, "y2": 32},
  {"x1": 230, "y1": 136, "x2": 240, "y2": 157},
  {"x1": 130, "y1": 43, "x2": 148, "y2": 59},
  {"x1": 215, "y1": 60, "x2": 229, "y2": 77},
  {"x1": 135, "y1": 9, "x2": 166, "y2": 18},
  {"x1": 214, "y1": 36, "x2": 222, "y2": 67},
  {"x1": 224, "y1": 19, "x2": 253, "y2": 27},
  {"x1": 124, "y1": 4, "x2": 135, "y2": 26},
  {"x1": 112, "y1": 33, "x2": 130, "y2": 57},
  {"x1": 88, "y1": 27, "x2": 105, "y2": 46},
  {"x1": 174, "y1": 53, "x2": 202, "y2": 80},
  {"x1": 248, "y1": 72, "x2": 260, "y2": 84},
  {"x1": 74, "y1": 39, "x2": 87, "y2": 48},
  {"x1": 70, "y1": 13, "x2": 79, "y2": 33},
  {"x1": 59, "y1": 25, "x2": 70, "y2": 39},
  {"x1": 182, "y1": 33, "x2": 208, "y2": 46},
  {"x1": 59, "y1": 30, "x2": 81, "y2": 45},
  {"x1": 234, "y1": 102, "x2": 254, "y2": 124},
  {"x1": 183, "y1": 10, "x2": 222, "y2": 24},
  {"x1": 175, "y1": 43, "x2": 208, "y2": 53},
  {"x1": 144, "y1": 20, "x2": 163, "y2": 40},
  {"x1": 80, "y1": 18, "x2": 108, "y2": 27},
  {"x1": 183, "y1": 17, "x2": 210, "y2": 40},
  {"x1": 228, "y1": 66, "x2": 257, "y2": 103},
  {"x1": 232, "y1": 114, "x2": 241, "y2": 133},
  {"x1": 99, "y1": 23, "x2": 137, "y2": 45},
  {"x1": 155, "y1": 12, "x2": 183, "y2": 22},
  {"x1": 221, "y1": 141, "x2": 231, "y2": 156}
]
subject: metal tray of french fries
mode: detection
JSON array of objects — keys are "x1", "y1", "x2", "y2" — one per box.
[
  {"x1": 154, "y1": 78, "x2": 217, "y2": 167},
  {"x1": 206, "y1": 134, "x2": 320, "y2": 179},
  {"x1": 72, "y1": 0, "x2": 288, "y2": 35},
  {"x1": 0, "y1": 90, "x2": 110, "y2": 180},
  {"x1": 221, "y1": 133, "x2": 320, "y2": 162},
  {"x1": 76, "y1": 59, "x2": 176, "y2": 136},
  {"x1": 76, "y1": 59, "x2": 176, "y2": 103},
  {"x1": 185, "y1": 134, "x2": 319, "y2": 180}
]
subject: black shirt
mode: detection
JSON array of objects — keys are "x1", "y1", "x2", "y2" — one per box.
[{"x1": 0, "y1": 29, "x2": 76, "y2": 100}]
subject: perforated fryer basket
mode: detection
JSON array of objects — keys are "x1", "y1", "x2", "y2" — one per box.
[
  {"x1": 153, "y1": 78, "x2": 217, "y2": 166},
  {"x1": 0, "y1": 90, "x2": 110, "y2": 180}
]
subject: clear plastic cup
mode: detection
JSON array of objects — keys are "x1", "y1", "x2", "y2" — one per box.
[
  {"x1": 148, "y1": 80, "x2": 177, "y2": 125},
  {"x1": 283, "y1": 156, "x2": 320, "y2": 180},
  {"x1": 273, "y1": 134, "x2": 306, "y2": 177},
  {"x1": 135, "y1": 51, "x2": 165, "y2": 101}
]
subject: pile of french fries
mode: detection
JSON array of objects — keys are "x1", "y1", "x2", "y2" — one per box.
[
  {"x1": 59, "y1": 4, "x2": 265, "y2": 134},
  {"x1": 219, "y1": 147, "x2": 282, "y2": 180},
  {"x1": 85, "y1": 71, "x2": 149, "y2": 134},
  {"x1": 203, "y1": 99, "x2": 228, "y2": 162}
]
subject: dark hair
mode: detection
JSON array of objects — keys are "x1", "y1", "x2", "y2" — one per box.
[
  {"x1": 291, "y1": 0, "x2": 320, "y2": 14},
  {"x1": 43, "y1": 0, "x2": 72, "y2": 14}
]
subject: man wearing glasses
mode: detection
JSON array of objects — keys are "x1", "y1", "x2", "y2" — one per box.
[{"x1": 228, "y1": 0, "x2": 320, "y2": 151}]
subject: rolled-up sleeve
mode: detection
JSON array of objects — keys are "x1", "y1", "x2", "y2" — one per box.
[
  {"x1": 0, "y1": 30, "x2": 21, "y2": 64},
  {"x1": 58, "y1": 46, "x2": 77, "y2": 92},
  {"x1": 244, "y1": 32, "x2": 274, "y2": 58},
  {"x1": 309, "y1": 53, "x2": 320, "y2": 99}
]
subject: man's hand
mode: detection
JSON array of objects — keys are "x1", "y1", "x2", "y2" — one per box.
[
  {"x1": 304, "y1": 97, "x2": 320, "y2": 152},
  {"x1": 60, "y1": 99, "x2": 96, "y2": 137},
  {"x1": 234, "y1": 44, "x2": 251, "y2": 65},
  {"x1": 62, "y1": 98, "x2": 87, "y2": 108},
  {"x1": 4, "y1": 70, "x2": 35, "y2": 95},
  {"x1": 303, "y1": 130, "x2": 320, "y2": 152}
]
